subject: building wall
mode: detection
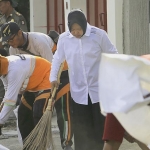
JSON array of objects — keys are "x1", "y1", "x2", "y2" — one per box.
[
  {"x1": 29, "y1": 0, "x2": 124, "y2": 53},
  {"x1": 63, "y1": 0, "x2": 71, "y2": 31},
  {"x1": 30, "y1": 0, "x2": 87, "y2": 32},
  {"x1": 123, "y1": 0, "x2": 149, "y2": 55},
  {"x1": 30, "y1": 0, "x2": 149, "y2": 55},
  {"x1": 149, "y1": 0, "x2": 150, "y2": 50},
  {"x1": 149, "y1": 23, "x2": 150, "y2": 51},
  {"x1": 107, "y1": 0, "x2": 123, "y2": 54},
  {"x1": 30, "y1": 0, "x2": 47, "y2": 33},
  {"x1": 70, "y1": 0, "x2": 87, "y2": 14},
  {"x1": 64, "y1": 0, "x2": 87, "y2": 30}
]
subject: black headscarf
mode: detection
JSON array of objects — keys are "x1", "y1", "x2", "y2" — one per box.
[{"x1": 68, "y1": 9, "x2": 87, "y2": 35}]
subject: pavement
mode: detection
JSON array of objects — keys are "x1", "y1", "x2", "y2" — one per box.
[
  {"x1": 0, "y1": 113, "x2": 143, "y2": 150},
  {"x1": 0, "y1": 113, "x2": 62, "y2": 150}
]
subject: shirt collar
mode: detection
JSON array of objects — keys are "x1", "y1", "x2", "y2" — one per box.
[
  {"x1": 17, "y1": 32, "x2": 28, "y2": 50},
  {"x1": 68, "y1": 23, "x2": 91, "y2": 38}
]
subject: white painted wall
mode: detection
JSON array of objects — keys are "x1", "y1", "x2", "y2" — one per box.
[
  {"x1": 64, "y1": 0, "x2": 71, "y2": 31},
  {"x1": 149, "y1": 0, "x2": 150, "y2": 51},
  {"x1": 30, "y1": 0, "x2": 47, "y2": 33},
  {"x1": 70, "y1": 0, "x2": 87, "y2": 16},
  {"x1": 107, "y1": 0, "x2": 123, "y2": 54},
  {"x1": 149, "y1": 24, "x2": 150, "y2": 50},
  {"x1": 29, "y1": 0, "x2": 123, "y2": 53},
  {"x1": 30, "y1": 0, "x2": 34, "y2": 32},
  {"x1": 30, "y1": 0, "x2": 86, "y2": 32}
]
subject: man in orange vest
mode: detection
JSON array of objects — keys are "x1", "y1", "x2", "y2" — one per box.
[{"x1": 0, "y1": 54, "x2": 51, "y2": 140}]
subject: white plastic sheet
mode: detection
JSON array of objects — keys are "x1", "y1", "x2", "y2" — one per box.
[
  {"x1": 0, "y1": 144, "x2": 9, "y2": 150},
  {"x1": 114, "y1": 101, "x2": 150, "y2": 147},
  {"x1": 99, "y1": 53, "x2": 150, "y2": 113},
  {"x1": 98, "y1": 53, "x2": 150, "y2": 146}
]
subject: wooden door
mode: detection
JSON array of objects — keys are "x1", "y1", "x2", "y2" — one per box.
[
  {"x1": 86, "y1": 0, "x2": 107, "y2": 31},
  {"x1": 46, "y1": 0, "x2": 65, "y2": 34}
]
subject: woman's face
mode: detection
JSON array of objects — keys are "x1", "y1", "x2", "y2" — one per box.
[{"x1": 71, "y1": 23, "x2": 83, "y2": 38}]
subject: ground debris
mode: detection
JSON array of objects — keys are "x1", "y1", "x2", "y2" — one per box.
[{"x1": 2, "y1": 119, "x2": 17, "y2": 131}]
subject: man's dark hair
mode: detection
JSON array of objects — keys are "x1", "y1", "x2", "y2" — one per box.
[{"x1": 1, "y1": 22, "x2": 20, "y2": 43}]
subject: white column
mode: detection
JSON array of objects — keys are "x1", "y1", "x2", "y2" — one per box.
[
  {"x1": 64, "y1": 0, "x2": 71, "y2": 31},
  {"x1": 29, "y1": 0, "x2": 34, "y2": 32},
  {"x1": 107, "y1": 0, "x2": 123, "y2": 54},
  {"x1": 30, "y1": 0, "x2": 47, "y2": 33}
]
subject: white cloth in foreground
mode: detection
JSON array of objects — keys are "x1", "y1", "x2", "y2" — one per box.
[
  {"x1": 0, "y1": 144, "x2": 9, "y2": 150},
  {"x1": 99, "y1": 53, "x2": 150, "y2": 113},
  {"x1": 99, "y1": 53, "x2": 150, "y2": 146}
]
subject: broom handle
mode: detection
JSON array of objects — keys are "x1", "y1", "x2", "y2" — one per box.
[
  {"x1": 0, "y1": 102, "x2": 4, "y2": 112},
  {"x1": 0, "y1": 102, "x2": 4, "y2": 135},
  {"x1": 47, "y1": 62, "x2": 64, "y2": 110}
]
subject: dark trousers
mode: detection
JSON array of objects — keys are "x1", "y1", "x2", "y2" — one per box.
[
  {"x1": 72, "y1": 95, "x2": 105, "y2": 150},
  {"x1": 0, "y1": 80, "x2": 5, "y2": 135},
  {"x1": 18, "y1": 90, "x2": 50, "y2": 140},
  {"x1": 0, "y1": 80, "x2": 5, "y2": 103},
  {"x1": 55, "y1": 92, "x2": 73, "y2": 148},
  {"x1": 54, "y1": 70, "x2": 73, "y2": 148}
]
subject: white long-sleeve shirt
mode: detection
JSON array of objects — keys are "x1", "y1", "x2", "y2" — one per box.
[
  {"x1": 0, "y1": 55, "x2": 51, "y2": 124},
  {"x1": 50, "y1": 23, "x2": 118, "y2": 105},
  {"x1": 9, "y1": 32, "x2": 54, "y2": 62},
  {"x1": 0, "y1": 55, "x2": 34, "y2": 124}
]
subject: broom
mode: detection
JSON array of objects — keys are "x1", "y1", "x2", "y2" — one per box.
[
  {"x1": 23, "y1": 63, "x2": 64, "y2": 150},
  {"x1": 0, "y1": 103, "x2": 4, "y2": 136}
]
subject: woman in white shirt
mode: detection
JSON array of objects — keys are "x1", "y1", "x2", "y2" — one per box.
[{"x1": 50, "y1": 9, "x2": 118, "y2": 150}]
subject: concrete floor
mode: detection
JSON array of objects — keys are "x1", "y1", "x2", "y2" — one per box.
[{"x1": 0, "y1": 115, "x2": 143, "y2": 150}]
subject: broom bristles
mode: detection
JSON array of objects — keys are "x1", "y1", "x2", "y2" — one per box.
[
  {"x1": 23, "y1": 63, "x2": 64, "y2": 150},
  {"x1": 23, "y1": 110, "x2": 54, "y2": 150}
]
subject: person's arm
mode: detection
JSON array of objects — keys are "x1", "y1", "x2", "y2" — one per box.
[
  {"x1": 0, "y1": 69, "x2": 25, "y2": 125},
  {"x1": 0, "y1": 104, "x2": 15, "y2": 125},
  {"x1": 100, "y1": 30, "x2": 118, "y2": 54},
  {"x1": 50, "y1": 38, "x2": 66, "y2": 92}
]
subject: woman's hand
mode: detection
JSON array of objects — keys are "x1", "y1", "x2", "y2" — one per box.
[{"x1": 51, "y1": 81, "x2": 59, "y2": 93}]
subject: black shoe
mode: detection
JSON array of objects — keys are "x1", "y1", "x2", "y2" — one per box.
[{"x1": 63, "y1": 145, "x2": 73, "y2": 150}]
